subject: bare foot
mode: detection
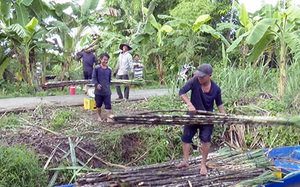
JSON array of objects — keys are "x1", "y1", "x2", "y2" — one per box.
[
  {"x1": 200, "y1": 165, "x2": 207, "y2": 175},
  {"x1": 97, "y1": 117, "x2": 104, "y2": 122},
  {"x1": 176, "y1": 161, "x2": 189, "y2": 168},
  {"x1": 107, "y1": 117, "x2": 114, "y2": 123}
]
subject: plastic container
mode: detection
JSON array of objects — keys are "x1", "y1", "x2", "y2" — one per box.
[
  {"x1": 69, "y1": 85, "x2": 76, "y2": 95},
  {"x1": 84, "y1": 97, "x2": 96, "y2": 110}
]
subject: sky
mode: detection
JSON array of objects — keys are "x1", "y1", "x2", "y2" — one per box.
[{"x1": 239, "y1": 0, "x2": 300, "y2": 13}]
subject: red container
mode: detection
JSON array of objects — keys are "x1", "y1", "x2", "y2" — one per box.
[{"x1": 69, "y1": 85, "x2": 76, "y2": 95}]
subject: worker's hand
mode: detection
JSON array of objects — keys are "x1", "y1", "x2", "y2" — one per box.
[
  {"x1": 96, "y1": 84, "x2": 102, "y2": 90},
  {"x1": 187, "y1": 103, "x2": 196, "y2": 114}
]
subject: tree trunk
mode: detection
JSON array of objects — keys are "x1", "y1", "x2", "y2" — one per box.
[
  {"x1": 278, "y1": 54, "x2": 287, "y2": 97},
  {"x1": 153, "y1": 54, "x2": 165, "y2": 85},
  {"x1": 241, "y1": 44, "x2": 249, "y2": 68},
  {"x1": 278, "y1": 17, "x2": 288, "y2": 97}
]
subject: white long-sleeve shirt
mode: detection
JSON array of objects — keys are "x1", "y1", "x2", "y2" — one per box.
[{"x1": 115, "y1": 51, "x2": 133, "y2": 76}]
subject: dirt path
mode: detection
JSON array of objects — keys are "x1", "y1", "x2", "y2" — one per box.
[{"x1": 0, "y1": 88, "x2": 170, "y2": 113}]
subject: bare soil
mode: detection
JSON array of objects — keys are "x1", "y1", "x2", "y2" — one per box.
[{"x1": 0, "y1": 100, "x2": 150, "y2": 170}]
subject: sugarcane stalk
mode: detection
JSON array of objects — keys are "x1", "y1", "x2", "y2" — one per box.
[
  {"x1": 75, "y1": 146, "x2": 281, "y2": 187},
  {"x1": 111, "y1": 79, "x2": 145, "y2": 86},
  {"x1": 111, "y1": 111, "x2": 300, "y2": 128},
  {"x1": 235, "y1": 170, "x2": 279, "y2": 187}
]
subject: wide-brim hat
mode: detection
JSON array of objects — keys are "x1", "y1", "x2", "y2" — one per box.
[{"x1": 119, "y1": 42, "x2": 132, "y2": 50}]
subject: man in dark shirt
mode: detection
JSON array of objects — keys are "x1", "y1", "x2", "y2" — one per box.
[
  {"x1": 176, "y1": 63, "x2": 225, "y2": 175},
  {"x1": 77, "y1": 50, "x2": 98, "y2": 80},
  {"x1": 92, "y1": 53, "x2": 112, "y2": 122}
]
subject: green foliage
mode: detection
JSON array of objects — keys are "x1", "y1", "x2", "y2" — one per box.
[
  {"x1": 0, "y1": 145, "x2": 47, "y2": 187},
  {"x1": 170, "y1": 0, "x2": 212, "y2": 23},
  {"x1": 257, "y1": 98, "x2": 286, "y2": 115},
  {"x1": 0, "y1": 113, "x2": 22, "y2": 129},
  {"x1": 94, "y1": 130, "x2": 124, "y2": 163},
  {"x1": 213, "y1": 64, "x2": 278, "y2": 105},
  {"x1": 253, "y1": 125, "x2": 300, "y2": 147},
  {"x1": 95, "y1": 126, "x2": 182, "y2": 165},
  {"x1": 0, "y1": 82, "x2": 35, "y2": 98},
  {"x1": 139, "y1": 126, "x2": 182, "y2": 164},
  {"x1": 50, "y1": 109, "x2": 75, "y2": 130},
  {"x1": 138, "y1": 94, "x2": 185, "y2": 110}
]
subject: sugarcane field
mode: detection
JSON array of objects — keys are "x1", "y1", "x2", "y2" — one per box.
[{"x1": 1, "y1": 0, "x2": 300, "y2": 187}]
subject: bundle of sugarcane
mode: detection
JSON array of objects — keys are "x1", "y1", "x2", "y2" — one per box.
[
  {"x1": 111, "y1": 78, "x2": 145, "y2": 86},
  {"x1": 110, "y1": 110, "x2": 300, "y2": 128},
  {"x1": 75, "y1": 167, "x2": 267, "y2": 187},
  {"x1": 75, "y1": 148, "x2": 279, "y2": 187},
  {"x1": 207, "y1": 148, "x2": 271, "y2": 172},
  {"x1": 41, "y1": 80, "x2": 92, "y2": 89},
  {"x1": 235, "y1": 170, "x2": 279, "y2": 187}
]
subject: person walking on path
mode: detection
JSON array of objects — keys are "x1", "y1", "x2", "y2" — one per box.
[
  {"x1": 176, "y1": 63, "x2": 225, "y2": 175},
  {"x1": 92, "y1": 53, "x2": 112, "y2": 122},
  {"x1": 76, "y1": 50, "x2": 98, "y2": 94},
  {"x1": 133, "y1": 54, "x2": 143, "y2": 79},
  {"x1": 113, "y1": 42, "x2": 133, "y2": 100}
]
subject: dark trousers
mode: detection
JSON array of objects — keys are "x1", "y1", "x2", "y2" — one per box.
[{"x1": 116, "y1": 74, "x2": 129, "y2": 99}]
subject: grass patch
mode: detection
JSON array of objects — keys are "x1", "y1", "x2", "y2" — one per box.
[
  {"x1": 50, "y1": 109, "x2": 76, "y2": 130},
  {"x1": 0, "y1": 145, "x2": 47, "y2": 187},
  {"x1": 0, "y1": 113, "x2": 23, "y2": 130}
]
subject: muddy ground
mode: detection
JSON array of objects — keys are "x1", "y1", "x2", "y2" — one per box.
[{"x1": 0, "y1": 100, "x2": 152, "y2": 171}]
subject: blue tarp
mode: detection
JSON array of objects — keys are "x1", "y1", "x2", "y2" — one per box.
[
  {"x1": 54, "y1": 184, "x2": 74, "y2": 187},
  {"x1": 262, "y1": 145, "x2": 300, "y2": 187},
  {"x1": 263, "y1": 172, "x2": 300, "y2": 187},
  {"x1": 264, "y1": 145, "x2": 300, "y2": 173}
]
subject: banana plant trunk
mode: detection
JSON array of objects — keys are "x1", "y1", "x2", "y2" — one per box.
[
  {"x1": 278, "y1": 44, "x2": 287, "y2": 97},
  {"x1": 18, "y1": 45, "x2": 34, "y2": 87},
  {"x1": 278, "y1": 17, "x2": 288, "y2": 97},
  {"x1": 153, "y1": 54, "x2": 165, "y2": 85},
  {"x1": 60, "y1": 52, "x2": 72, "y2": 81}
]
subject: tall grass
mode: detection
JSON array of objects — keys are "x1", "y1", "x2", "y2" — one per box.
[
  {"x1": 164, "y1": 63, "x2": 300, "y2": 148},
  {"x1": 214, "y1": 65, "x2": 278, "y2": 105},
  {"x1": 0, "y1": 145, "x2": 47, "y2": 187},
  {"x1": 282, "y1": 61, "x2": 300, "y2": 113}
]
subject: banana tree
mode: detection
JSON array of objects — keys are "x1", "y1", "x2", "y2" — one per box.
[
  {"x1": 226, "y1": 2, "x2": 256, "y2": 68},
  {"x1": 0, "y1": 0, "x2": 39, "y2": 87},
  {"x1": 0, "y1": 0, "x2": 58, "y2": 88},
  {"x1": 137, "y1": 8, "x2": 175, "y2": 84},
  {"x1": 226, "y1": 5, "x2": 300, "y2": 96},
  {"x1": 45, "y1": 0, "x2": 101, "y2": 81}
]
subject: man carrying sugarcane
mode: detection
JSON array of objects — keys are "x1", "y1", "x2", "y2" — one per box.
[
  {"x1": 76, "y1": 49, "x2": 98, "y2": 94},
  {"x1": 176, "y1": 63, "x2": 225, "y2": 175},
  {"x1": 76, "y1": 50, "x2": 98, "y2": 80}
]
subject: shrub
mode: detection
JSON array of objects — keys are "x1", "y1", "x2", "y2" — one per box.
[{"x1": 0, "y1": 145, "x2": 47, "y2": 187}]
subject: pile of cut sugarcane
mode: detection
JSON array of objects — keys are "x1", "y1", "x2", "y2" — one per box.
[
  {"x1": 75, "y1": 147, "x2": 279, "y2": 187},
  {"x1": 110, "y1": 110, "x2": 300, "y2": 128}
]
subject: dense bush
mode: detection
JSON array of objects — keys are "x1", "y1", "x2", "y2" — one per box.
[{"x1": 0, "y1": 145, "x2": 47, "y2": 187}]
